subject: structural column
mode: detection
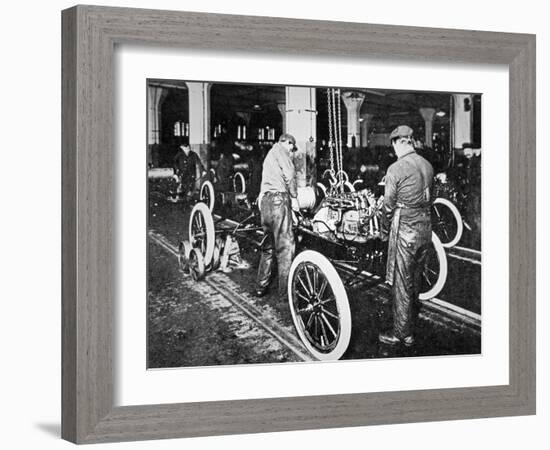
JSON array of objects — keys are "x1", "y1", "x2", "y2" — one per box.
[
  {"x1": 277, "y1": 102, "x2": 287, "y2": 134},
  {"x1": 186, "y1": 82, "x2": 212, "y2": 169},
  {"x1": 452, "y1": 94, "x2": 473, "y2": 150},
  {"x1": 360, "y1": 113, "x2": 374, "y2": 148},
  {"x1": 147, "y1": 85, "x2": 167, "y2": 167},
  {"x1": 147, "y1": 86, "x2": 165, "y2": 145},
  {"x1": 342, "y1": 91, "x2": 365, "y2": 148},
  {"x1": 419, "y1": 107, "x2": 436, "y2": 148},
  {"x1": 285, "y1": 87, "x2": 316, "y2": 187}
]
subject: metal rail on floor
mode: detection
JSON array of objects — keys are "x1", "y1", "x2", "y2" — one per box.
[
  {"x1": 149, "y1": 230, "x2": 314, "y2": 362},
  {"x1": 448, "y1": 245, "x2": 482, "y2": 265}
]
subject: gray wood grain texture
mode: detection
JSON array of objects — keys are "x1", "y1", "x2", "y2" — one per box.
[{"x1": 61, "y1": 5, "x2": 536, "y2": 444}]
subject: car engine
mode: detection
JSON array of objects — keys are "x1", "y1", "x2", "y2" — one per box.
[{"x1": 311, "y1": 189, "x2": 384, "y2": 243}]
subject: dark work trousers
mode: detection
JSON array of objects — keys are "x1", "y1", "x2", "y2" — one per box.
[
  {"x1": 176, "y1": 171, "x2": 196, "y2": 197},
  {"x1": 256, "y1": 192, "x2": 295, "y2": 297},
  {"x1": 389, "y1": 219, "x2": 432, "y2": 339}
]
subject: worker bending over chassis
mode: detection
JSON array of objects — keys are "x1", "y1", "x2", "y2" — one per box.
[
  {"x1": 380, "y1": 125, "x2": 434, "y2": 347},
  {"x1": 255, "y1": 134, "x2": 300, "y2": 298}
]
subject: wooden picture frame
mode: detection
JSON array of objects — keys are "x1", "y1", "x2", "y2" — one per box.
[{"x1": 62, "y1": 5, "x2": 536, "y2": 444}]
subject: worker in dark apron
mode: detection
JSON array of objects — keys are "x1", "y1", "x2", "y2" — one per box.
[{"x1": 379, "y1": 125, "x2": 434, "y2": 347}]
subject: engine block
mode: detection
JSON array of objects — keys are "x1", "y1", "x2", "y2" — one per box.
[{"x1": 312, "y1": 189, "x2": 383, "y2": 243}]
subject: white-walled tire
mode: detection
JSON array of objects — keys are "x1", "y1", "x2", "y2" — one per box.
[
  {"x1": 177, "y1": 240, "x2": 192, "y2": 272},
  {"x1": 288, "y1": 250, "x2": 352, "y2": 360},
  {"x1": 188, "y1": 248, "x2": 206, "y2": 281},
  {"x1": 188, "y1": 202, "x2": 215, "y2": 267},
  {"x1": 199, "y1": 180, "x2": 215, "y2": 211},
  {"x1": 419, "y1": 232, "x2": 448, "y2": 300},
  {"x1": 431, "y1": 197, "x2": 463, "y2": 248},
  {"x1": 233, "y1": 171, "x2": 246, "y2": 193},
  {"x1": 210, "y1": 244, "x2": 221, "y2": 271}
]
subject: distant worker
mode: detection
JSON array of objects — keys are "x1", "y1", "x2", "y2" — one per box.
[
  {"x1": 379, "y1": 125, "x2": 434, "y2": 347},
  {"x1": 173, "y1": 138, "x2": 206, "y2": 199},
  {"x1": 215, "y1": 147, "x2": 234, "y2": 192},
  {"x1": 255, "y1": 133, "x2": 300, "y2": 298},
  {"x1": 247, "y1": 144, "x2": 264, "y2": 205}
]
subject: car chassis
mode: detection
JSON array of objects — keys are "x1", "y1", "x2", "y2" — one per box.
[{"x1": 184, "y1": 186, "x2": 448, "y2": 361}]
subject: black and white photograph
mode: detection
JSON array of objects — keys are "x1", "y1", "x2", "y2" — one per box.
[
  {"x1": 1, "y1": 0, "x2": 544, "y2": 446},
  {"x1": 147, "y1": 80, "x2": 482, "y2": 367}
]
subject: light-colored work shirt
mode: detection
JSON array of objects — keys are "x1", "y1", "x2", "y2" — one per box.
[{"x1": 260, "y1": 143, "x2": 298, "y2": 198}]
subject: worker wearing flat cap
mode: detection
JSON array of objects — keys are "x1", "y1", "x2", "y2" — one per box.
[
  {"x1": 379, "y1": 125, "x2": 434, "y2": 347},
  {"x1": 255, "y1": 133, "x2": 300, "y2": 298}
]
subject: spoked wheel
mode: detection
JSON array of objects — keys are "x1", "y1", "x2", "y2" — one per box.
[
  {"x1": 188, "y1": 247, "x2": 206, "y2": 281},
  {"x1": 188, "y1": 202, "x2": 215, "y2": 267},
  {"x1": 419, "y1": 232, "x2": 448, "y2": 300},
  {"x1": 177, "y1": 240, "x2": 192, "y2": 272},
  {"x1": 210, "y1": 236, "x2": 224, "y2": 271},
  {"x1": 288, "y1": 250, "x2": 351, "y2": 360},
  {"x1": 431, "y1": 197, "x2": 463, "y2": 248},
  {"x1": 233, "y1": 171, "x2": 246, "y2": 193},
  {"x1": 199, "y1": 180, "x2": 215, "y2": 211}
]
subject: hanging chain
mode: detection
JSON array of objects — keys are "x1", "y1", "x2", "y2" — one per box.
[
  {"x1": 337, "y1": 89, "x2": 343, "y2": 173},
  {"x1": 331, "y1": 89, "x2": 341, "y2": 177},
  {"x1": 326, "y1": 87, "x2": 345, "y2": 193},
  {"x1": 336, "y1": 89, "x2": 344, "y2": 192},
  {"x1": 327, "y1": 89, "x2": 335, "y2": 175}
]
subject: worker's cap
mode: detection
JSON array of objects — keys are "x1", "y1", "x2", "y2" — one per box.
[
  {"x1": 278, "y1": 133, "x2": 297, "y2": 146},
  {"x1": 389, "y1": 125, "x2": 414, "y2": 141}
]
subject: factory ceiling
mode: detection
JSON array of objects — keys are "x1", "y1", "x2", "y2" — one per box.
[{"x1": 149, "y1": 79, "x2": 479, "y2": 133}]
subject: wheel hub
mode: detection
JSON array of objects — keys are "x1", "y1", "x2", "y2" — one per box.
[{"x1": 311, "y1": 298, "x2": 323, "y2": 313}]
